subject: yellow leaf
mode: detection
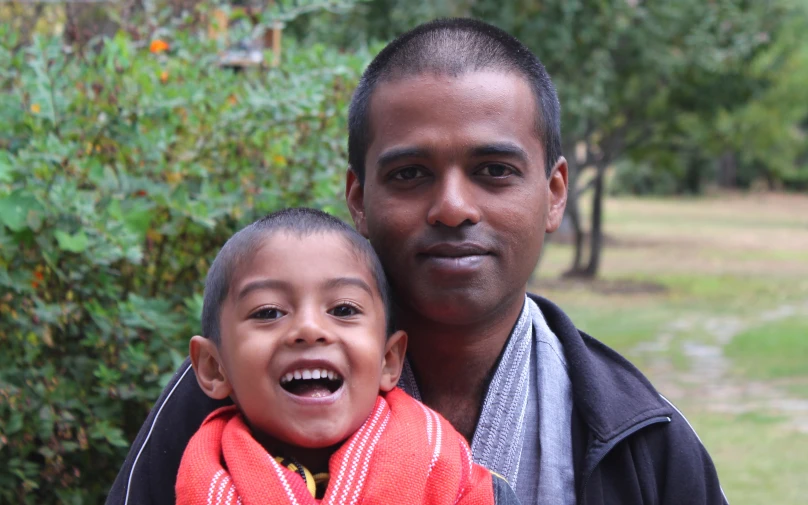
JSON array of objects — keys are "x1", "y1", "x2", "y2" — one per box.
[
  {"x1": 42, "y1": 327, "x2": 54, "y2": 347},
  {"x1": 146, "y1": 229, "x2": 162, "y2": 242}
]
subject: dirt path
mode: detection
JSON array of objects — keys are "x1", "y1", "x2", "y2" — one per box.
[{"x1": 634, "y1": 301, "x2": 808, "y2": 433}]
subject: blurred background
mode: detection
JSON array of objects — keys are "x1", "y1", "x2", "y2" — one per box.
[{"x1": 0, "y1": 0, "x2": 806, "y2": 503}]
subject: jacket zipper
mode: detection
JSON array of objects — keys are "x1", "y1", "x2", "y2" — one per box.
[{"x1": 577, "y1": 415, "x2": 672, "y2": 504}]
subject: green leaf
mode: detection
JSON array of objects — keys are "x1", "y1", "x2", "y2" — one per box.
[
  {"x1": 54, "y1": 230, "x2": 89, "y2": 253},
  {"x1": 0, "y1": 191, "x2": 41, "y2": 232},
  {"x1": 6, "y1": 412, "x2": 23, "y2": 435},
  {"x1": 0, "y1": 152, "x2": 15, "y2": 183}
]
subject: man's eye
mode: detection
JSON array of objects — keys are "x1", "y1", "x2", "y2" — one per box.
[
  {"x1": 250, "y1": 308, "x2": 285, "y2": 320},
  {"x1": 329, "y1": 304, "x2": 359, "y2": 318},
  {"x1": 391, "y1": 166, "x2": 425, "y2": 180},
  {"x1": 477, "y1": 164, "x2": 513, "y2": 177}
]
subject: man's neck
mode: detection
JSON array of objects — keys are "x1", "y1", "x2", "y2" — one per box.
[{"x1": 399, "y1": 292, "x2": 527, "y2": 441}]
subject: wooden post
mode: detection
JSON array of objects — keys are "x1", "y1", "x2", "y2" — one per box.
[
  {"x1": 270, "y1": 21, "x2": 282, "y2": 67},
  {"x1": 208, "y1": 8, "x2": 229, "y2": 43}
]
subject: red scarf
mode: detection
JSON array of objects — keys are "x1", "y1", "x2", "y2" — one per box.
[{"x1": 176, "y1": 388, "x2": 495, "y2": 505}]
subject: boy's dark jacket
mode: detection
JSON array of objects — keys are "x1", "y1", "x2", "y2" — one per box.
[{"x1": 106, "y1": 295, "x2": 728, "y2": 505}]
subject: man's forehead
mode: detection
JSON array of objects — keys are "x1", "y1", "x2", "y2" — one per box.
[
  {"x1": 371, "y1": 70, "x2": 533, "y2": 107},
  {"x1": 365, "y1": 71, "x2": 541, "y2": 160}
]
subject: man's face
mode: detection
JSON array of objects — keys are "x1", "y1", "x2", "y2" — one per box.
[{"x1": 347, "y1": 71, "x2": 567, "y2": 326}]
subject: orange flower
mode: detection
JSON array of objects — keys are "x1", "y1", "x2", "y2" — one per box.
[
  {"x1": 30, "y1": 103, "x2": 41, "y2": 114},
  {"x1": 150, "y1": 39, "x2": 169, "y2": 54},
  {"x1": 34, "y1": 271, "x2": 44, "y2": 281},
  {"x1": 159, "y1": 70, "x2": 169, "y2": 83}
]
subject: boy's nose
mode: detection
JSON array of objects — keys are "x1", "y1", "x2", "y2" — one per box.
[{"x1": 285, "y1": 313, "x2": 332, "y2": 345}]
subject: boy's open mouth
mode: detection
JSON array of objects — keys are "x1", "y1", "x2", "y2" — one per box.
[{"x1": 280, "y1": 368, "x2": 344, "y2": 398}]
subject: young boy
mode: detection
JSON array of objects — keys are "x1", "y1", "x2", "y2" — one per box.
[{"x1": 177, "y1": 208, "x2": 518, "y2": 505}]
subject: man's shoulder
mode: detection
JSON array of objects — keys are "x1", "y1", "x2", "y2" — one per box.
[
  {"x1": 528, "y1": 293, "x2": 673, "y2": 436},
  {"x1": 106, "y1": 358, "x2": 231, "y2": 505},
  {"x1": 528, "y1": 293, "x2": 727, "y2": 504}
]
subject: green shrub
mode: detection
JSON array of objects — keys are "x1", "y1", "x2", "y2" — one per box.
[{"x1": 0, "y1": 21, "x2": 366, "y2": 503}]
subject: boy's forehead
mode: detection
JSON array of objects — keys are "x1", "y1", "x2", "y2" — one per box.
[{"x1": 228, "y1": 231, "x2": 378, "y2": 296}]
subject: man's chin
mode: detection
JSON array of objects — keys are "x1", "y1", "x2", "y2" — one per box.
[{"x1": 408, "y1": 292, "x2": 501, "y2": 327}]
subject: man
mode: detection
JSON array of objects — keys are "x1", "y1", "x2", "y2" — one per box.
[{"x1": 107, "y1": 18, "x2": 727, "y2": 505}]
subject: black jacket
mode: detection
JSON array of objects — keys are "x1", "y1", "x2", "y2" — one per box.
[{"x1": 106, "y1": 295, "x2": 727, "y2": 505}]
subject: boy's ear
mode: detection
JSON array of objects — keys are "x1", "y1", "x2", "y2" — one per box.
[
  {"x1": 379, "y1": 330, "x2": 407, "y2": 392},
  {"x1": 189, "y1": 335, "x2": 232, "y2": 400}
]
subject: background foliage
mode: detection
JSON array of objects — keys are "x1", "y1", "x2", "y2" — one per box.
[
  {"x1": 1, "y1": 0, "x2": 806, "y2": 503},
  {"x1": 0, "y1": 3, "x2": 366, "y2": 502}
]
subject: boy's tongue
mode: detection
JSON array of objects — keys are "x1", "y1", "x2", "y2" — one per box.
[{"x1": 287, "y1": 379, "x2": 334, "y2": 398}]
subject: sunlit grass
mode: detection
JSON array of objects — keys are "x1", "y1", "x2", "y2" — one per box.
[
  {"x1": 685, "y1": 409, "x2": 808, "y2": 505},
  {"x1": 727, "y1": 317, "x2": 808, "y2": 380}
]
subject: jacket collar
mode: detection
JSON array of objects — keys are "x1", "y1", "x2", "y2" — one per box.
[{"x1": 528, "y1": 294, "x2": 673, "y2": 442}]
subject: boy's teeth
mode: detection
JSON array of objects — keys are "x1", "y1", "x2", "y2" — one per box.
[{"x1": 282, "y1": 368, "x2": 342, "y2": 383}]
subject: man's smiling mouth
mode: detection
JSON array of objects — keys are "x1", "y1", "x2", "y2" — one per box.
[
  {"x1": 280, "y1": 367, "x2": 344, "y2": 398},
  {"x1": 419, "y1": 242, "x2": 490, "y2": 258}
]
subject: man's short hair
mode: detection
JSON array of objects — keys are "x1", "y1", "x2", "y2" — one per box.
[
  {"x1": 348, "y1": 17, "x2": 562, "y2": 182},
  {"x1": 201, "y1": 208, "x2": 395, "y2": 345}
]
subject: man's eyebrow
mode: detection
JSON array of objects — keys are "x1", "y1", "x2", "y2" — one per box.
[
  {"x1": 323, "y1": 277, "x2": 375, "y2": 297},
  {"x1": 470, "y1": 142, "x2": 530, "y2": 163},
  {"x1": 236, "y1": 279, "x2": 290, "y2": 300},
  {"x1": 376, "y1": 146, "x2": 431, "y2": 167}
]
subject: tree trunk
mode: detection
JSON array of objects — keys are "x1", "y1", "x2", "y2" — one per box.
[
  {"x1": 563, "y1": 156, "x2": 586, "y2": 276},
  {"x1": 566, "y1": 189, "x2": 585, "y2": 273},
  {"x1": 583, "y1": 164, "x2": 606, "y2": 277},
  {"x1": 718, "y1": 151, "x2": 738, "y2": 188}
]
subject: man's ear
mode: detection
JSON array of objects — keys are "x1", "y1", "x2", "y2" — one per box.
[
  {"x1": 379, "y1": 330, "x2": 407, "y2": 392},
  {"x1": 545, "y1": 156, "x2": 569, "y2": 233},
  {"x1": 345, "y1": 169, "x2": 369, "y2": 237},
  {"x1": 189, "y1": 335, "x2": 232, "y2": 400}
]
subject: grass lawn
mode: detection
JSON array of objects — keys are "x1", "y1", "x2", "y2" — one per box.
[
  {"x1": 727, "y1": 317, "x2": 808, "y2": 381},
  {"x1": 530, "y1": 192, "x2": 808, "y2": 505}
]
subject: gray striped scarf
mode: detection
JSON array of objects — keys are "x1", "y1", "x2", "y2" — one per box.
[{"x1": 398, "y1": 296, "x2": 575, "y2": 505}]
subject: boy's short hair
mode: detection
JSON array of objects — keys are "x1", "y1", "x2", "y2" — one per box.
[
  {"x1": 201, "y1": 208, "x2": 395, "y2": 345},
  {"x1": 348, "y1": 17, "x2": 562, "y2": 183}
]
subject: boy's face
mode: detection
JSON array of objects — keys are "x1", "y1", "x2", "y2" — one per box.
[{"x1": 191, "y1": 232, "x2": 405, "y2": 449}]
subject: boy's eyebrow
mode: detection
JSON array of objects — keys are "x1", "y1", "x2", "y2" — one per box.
[
  {"x1": 323, "y1": 277, "x2": 375, "y2": 297},
  {"x1": 236, "y1": 279, "x2": 290, "y2": 300}
]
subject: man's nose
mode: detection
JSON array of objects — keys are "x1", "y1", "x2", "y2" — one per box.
[
  {"x1": 285, "y1": 310, "x2": 332, "y2": 346},
  {"x1": 426, "y1": 170, "x2": 482, "y2": 227}
]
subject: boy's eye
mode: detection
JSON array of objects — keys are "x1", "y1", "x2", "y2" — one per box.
[
  {"x1": 250, "y1": 307, "x2": 285, "y2": 320},
  {"x1": 328, "y1": 304, "x2": 359, "y2": 318}
]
